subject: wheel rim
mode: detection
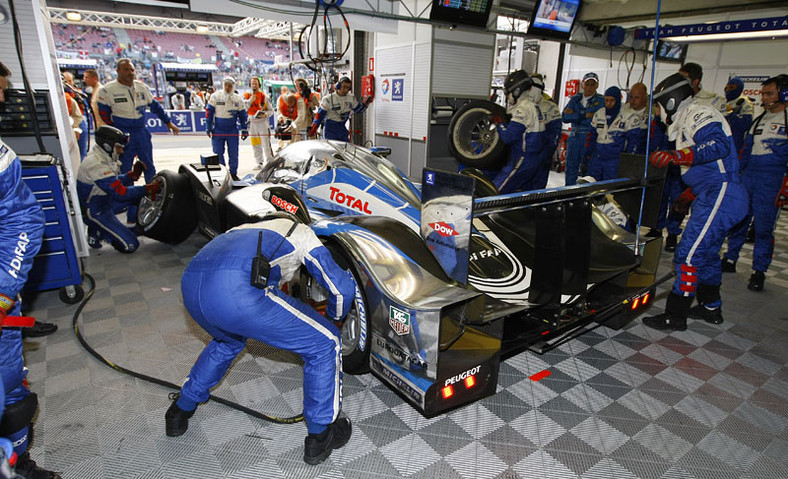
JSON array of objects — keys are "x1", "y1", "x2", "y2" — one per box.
[
  {"x1": 452, "y1": 107, "x2": 500, "y2": 160},
  {"x1": 136, "y1": 177, "x2": 167, "y2": 228}
]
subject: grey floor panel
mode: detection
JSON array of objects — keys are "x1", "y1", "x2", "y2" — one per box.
[{"x1": 16, "y1": 214, "x2": 788, "y2": 478}]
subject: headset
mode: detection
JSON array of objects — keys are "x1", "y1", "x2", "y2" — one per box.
[
  {"x1": 336, "y1": 76, "x2": 351, "y2": 92},
  {"x1": 775, "y1": 74, "x2": 788, "y2": 103}
]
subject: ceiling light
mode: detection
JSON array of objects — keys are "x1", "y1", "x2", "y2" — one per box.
[
  {"x1": 65, "y1": 11, "x2": 81, "y2": 22},
  {"x1": 196, "y1": 25, "x2": 209, "y2": 33}
]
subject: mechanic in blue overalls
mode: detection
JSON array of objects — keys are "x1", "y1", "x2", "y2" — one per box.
[
  {"x1": 723, "y1": 77, "x2": 754, "y2": 152},
  {"x1": 643, "y1": 73, "x2": 748, "y2": 331},
  {"x1": 310, "y1": 77, "x2": 371, "y2": 142},
  {"x1": 587, "y1": 86, "x2": 627, "y2": 181},
  {"x1": 1, "y1": 61, "x2": 59, "y2": 477},
  {"x1": 721, "y1": 74, "x2": 788, "y2": 291},
  {"x1": 530, "y1": 74, "x2": 562, "y2": 190},
  {"x1": 561, "y1": 72, "x2": 605, "y2": 185},
  {"x1": 206, "y1": 76, "x2": 248, "y2": 181},
  {"x1": 165, "y1": 198, "x2": 356, "y2": 466},
  {"x1": 97, "y1": 58, "x2": 180, "y2": 183},
  {"x1": 487, "y1": 70, "x2": 545, "y2": 193},
  {"x1": 76, "y1": 126, "x2": 160, "y2": 253}
]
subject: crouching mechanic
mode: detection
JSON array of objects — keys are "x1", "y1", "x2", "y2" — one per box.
[
  {"x1": 643, "y1": 73, "x2": 747, "y2": 331},
  {"x1": 76, "y1": 126, "x2": 160, "y2": 253},
  {"x1": 165, "y1": 196, "x2": 356, "y2": 465},
  {"x1": 310, "y1": 77, "x2": 371, "y2": 142},
  {"x1": 1, "y1": 137, "x2": 60, "y2": 477},
  {"x1": 206, "y1": 77, "x2": 248, "y2": 181}
]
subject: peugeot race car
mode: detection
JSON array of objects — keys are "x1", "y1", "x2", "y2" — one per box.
[{"x1": 136, "y1": 140, "x2": 665, "y2": 416}]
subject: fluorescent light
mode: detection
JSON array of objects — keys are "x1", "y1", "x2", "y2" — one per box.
[
  {"x1": 662, "y1": 30, "x2": 788, "y2": 42},
  {"x1": 65, "y1": 11, "x2": 81, "y2": 22},
  {"x1": 196, "y1": 25, "x2": 209, "y2": 33}
]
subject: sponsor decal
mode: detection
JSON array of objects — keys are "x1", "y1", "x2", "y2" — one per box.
[
  {"x1": 469, "y1": 247, "x2": 502, "y2": 262},
  {"x1": 425, "y1": 171, "x2": 435, "y2": 185},
  {"x1": 6, "y1": 232, "x2": 29, "y2": 279},
  {"x1": 270, "y1": 194, "x2": 299, "y2": 214},
  {"x1": 196, "y1": 190, "x2": 214, "y2": 206},
  {"x1": 328, "y1": 186, "x2": 372, "y2": 214},
  {"x1": 770, "y1": 123, "x2": 786, "y2": 135},
  {"x1": 389, "y1": 306, "x2": 411, "y2": 335},
  {"x1": 115, "y1": 97, "x2": 128, "y2": 103},
  {"x1": 375, "y1": 336, "x2": 428, "y2": 369},
  {"x1": 429, "y1": 222, "x2": 458, "y2": 237},
  {"x1": 444, "y1": 365, "x2": 481, "y2": 387},
  {"x1": 355, "y1": 285, "x2": 367, "y2": 351},
  {"x1": 371, "y1": 355, "x2": 424, "y2": 405}
]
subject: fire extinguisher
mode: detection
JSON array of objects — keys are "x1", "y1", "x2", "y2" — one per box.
[
  {"x1": 361, "y1": 74, "x2": 375, "y2": 103},
  {"x1": 565, "y1": 79, "x2": 580, "y2": 97}
]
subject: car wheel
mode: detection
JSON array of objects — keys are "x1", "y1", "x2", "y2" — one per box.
[
  {"x1": 325, "y1": 243, "x2": 370, "y2": 375},
  {"x1": 447, "y1": 100, "x2": 507, "y2": 169},
  {"x1": 136, "y1": 170, "x2": 197, "y2": 244}
]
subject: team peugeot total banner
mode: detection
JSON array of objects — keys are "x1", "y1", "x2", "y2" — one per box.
[{"x1": 635, "y1": 16, "x2": 788, "y2": 40}]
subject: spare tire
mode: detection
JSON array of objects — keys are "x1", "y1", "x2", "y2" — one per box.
[
  {"x1": 447, "y1": 100, "x2": 507, "y2": 169},
  {"x1": 136, "y1": 170, "x2": 197, "y2": 244}
]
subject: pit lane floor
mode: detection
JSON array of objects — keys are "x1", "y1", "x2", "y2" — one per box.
[{"x1": 17, "y1": 136, "x2": 788, "y2": 478}]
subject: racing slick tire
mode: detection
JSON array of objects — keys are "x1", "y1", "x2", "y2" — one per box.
[
  {"x1": 448, "y1": 100, "x2": 507, "y2": 170},
  {"x1": 326, "y1": 243, "x2": 371, "y2": 375},
  {"x1": 136, "y1": 170, "x2": 198, "y2": 244}
]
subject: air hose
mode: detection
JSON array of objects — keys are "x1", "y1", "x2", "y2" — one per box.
[{"x1": 72, "y1": 273, "x2": 304, "y2": 424}]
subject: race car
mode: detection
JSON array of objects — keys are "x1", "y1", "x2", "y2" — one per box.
[{"x1": 136, "y1": 140, "x2": 666, "y2": 416}]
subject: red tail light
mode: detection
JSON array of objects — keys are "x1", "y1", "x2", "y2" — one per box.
[
  {"x1": 442, "y1": 385, "x2": 454, "y2": 399},
  {"x1": 464, "y1": 375, "x2": 476, "y2": 389}
]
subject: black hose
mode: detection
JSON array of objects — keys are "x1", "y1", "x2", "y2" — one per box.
[{"x1": 72, "y1": 273, "x2": 304, "y2": 424}]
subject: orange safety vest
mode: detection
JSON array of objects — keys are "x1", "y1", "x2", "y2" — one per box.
[{"x1": 247, "y1": 90, "x2": 267, "y2": 117}]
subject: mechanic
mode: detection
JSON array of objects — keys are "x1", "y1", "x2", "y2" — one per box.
[
  {"x1": 723, "y1": 77, "x2": 754, "y2": 151},
  {"x1": 530, "y1": 74, "x2": 561, "y2": 189},
  {"x1": 63, "y1": 89, "x2": 84, "y2": 156},
  {"x1": 0, "y1": 60, "x2": 61, "y2": 479},
  {"x1": 721, "y1": 74, "x2": 788, "y2": 291},
  {"x1": 82, "y1": 68, "x2": 104, "y2": 128},
  {"x1": 247, "y1": 77, "x2": 274, "y2": 169},
  {"x1": 483, "y1": 70, "x2": 545, "y2": 193},
  {"x1": 622, "y1": 83, "x2": 649, "y2": 155},
  {"x1": 76, "y1": 125, "x2": 160, "y2": 253},
  {"x1": 165, "y1": 205, "x2": 356, "y2": 466},
  {"x1": 295, "y1": 77, "x2": 320, "y2": 114},
  {"x1": 561, "y1": 72, "x2": 605, "y2": 185},
  {"x1": 170, "y1": 89, "x2": 186, "y2": 110},
  {"x1": 277, "y1": 86, "x2": 297, "y2": 147},
  {"x1": 679, "y1": 62, "x2": 727, "y2": 114},
  {"x1": 62, "y1": 72, "x2": 90, "y2": 161},
  {"x1": 206, "y1": 76, "x2": 248, "y2": 181},
  {"x1": 587, "y1": 86, "x2": 627, "y2": 181},
  {"x1": 97, "y1": 58, "x2": 180, "y2": 184},
  {"x1": 643, "y1": 73, "x2": 747, "y2": 331},
  {"x1": 310, "y1": 77, "x2": 372, "y2": 142}
]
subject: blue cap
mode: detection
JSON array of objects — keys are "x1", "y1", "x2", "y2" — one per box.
[{"x1": 583, "y1": 72, "x2": 599, "y2": 83}]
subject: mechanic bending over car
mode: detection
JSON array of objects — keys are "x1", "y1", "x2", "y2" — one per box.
[
  {"x1": 165, "y1": 205, "x2": 356, "y2": 465},
  {"x1": 643, "y1": 73, "x2": 748, "y2": 332},
  {"x1": 0, "y1": 60, "x2": 62, "y2": 479},
  {"x1": 206, "y1": 76, "x2": 248, "y2": 182},
  {"x1": 76, "y1": 125, "x2": 160, "y2": 253},
  {"x1": 485, "y1": 70, "x2": 546, "y2": 194},
  {"x1": 310, "y1": 77, "x2": 372, "y2": 142}
]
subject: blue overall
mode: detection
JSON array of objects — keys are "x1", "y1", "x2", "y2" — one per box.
[{"x1": 561, "y1": 92, "x2": 604, "y2": 185}]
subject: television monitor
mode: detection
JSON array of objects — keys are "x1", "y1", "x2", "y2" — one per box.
[
  {"x1": 654, "y1": 40, "x2": 687, "y2": 63},
  {"x1": 528, "y1": 0, "x2": 582, "y2": 41},
  {"x1": 429, "y1": 0, "x2": 493, "y2": 29}
]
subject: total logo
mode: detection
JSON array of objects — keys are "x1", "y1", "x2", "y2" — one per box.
[
  {"x1": 270, "y1": 194, "x2": 299, "y2": 214},
  {"x1": 329, "y1": 186, "x2": 373, "y2": 214},
  {"x1": 429, "y1": 222, "x2": 458, "y2": 237},
  {"x1": 389, "y1": 306, "x2": 411, "y2": 336}
]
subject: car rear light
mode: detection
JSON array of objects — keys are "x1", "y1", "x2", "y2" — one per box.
[
  {"x1": 464, "y1": 375, "x2": 476, "y2": 389},
  {"x1": 631, "y1": 298, "x2": 640, "y2": 310},
  {"x1": 642, "y1": 293, "x2": 650, "y2": 304},
  {"x1": 442, "y1": 385, "x2": 454, "y2": 399}
]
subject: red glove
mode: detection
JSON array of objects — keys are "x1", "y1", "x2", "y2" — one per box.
[
  {"x1": 144, "y1": 182, "x2": 161, "y2": 200},
  {"x1": 362, "y1": 95, "x2": 373, "y2": 106},
  {"x1": 649, "y1": 148, "x2": 694, "y2": 168},
  {"x1": 776, "y1": 175, "x2": 788, "y2": 207},
  {"x1": 490, "y1": 113, "x2": 505, "y2": 125},
  {"x1": 128, "y1": 161, "x2": 147, "y2": 181},
  {"x1": 309, "y1": 123, "x2": 319, "y2": 138},
  {"x1": 672, "y1": 188, "x2": 696, "y2": 215}
]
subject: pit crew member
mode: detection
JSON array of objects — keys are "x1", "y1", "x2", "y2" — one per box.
[
  {"x1": 531, "y1": 74, "x2": 561, "y2": 189},
  {"x1": 247, "y1": 77, "x2": 274, "y2": 169},
  {"x1": 310, "y1": 77, "x2": 371, "y2": 142},
  {"x1": 206, "y1": 76, "x2": 248, "y2": 181},
  {"x1": 561, "y1": 72, "x2": 604, "y2": 185},
  {"x1": 723, "y1": 76, "x2": 755, "y2": 151},
  {"x1": 587, "y1": 86, "x2": 627, "y2": 181}
]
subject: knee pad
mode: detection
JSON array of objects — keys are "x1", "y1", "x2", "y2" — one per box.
[
  {"x1": 0, "y1": 393, "x2": 38, "y2": 436},
  {"x1": 696, "y1": 283, "x2": 720, "y2": 306}
]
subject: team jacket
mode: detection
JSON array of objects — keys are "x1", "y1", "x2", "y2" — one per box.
[
  {"x1": 725, "y1": 94, "x2": 755, "y2": 151},
  {"x1": 0, "y1": 140, "x2": 45, "y2": 303},
  {"x1": 589, "y1": 108, "x2": 628, "y2": 159},
  {"x1": 694, "y1": 88, "x2": 727, "y2": 114},
  {"x1": 668, "y1": 100, "x2": 739, "y2": 193},
  {"x1": 536, "y1": 96, "x2": 562, "y2": 154},
  {"x1": 561, "y1": 93, "x2": 605, "y2": 133},
  {"x1": 314, "y1": 92, "x2": 366, "y2": 125},
  {"x1": 206, "y1": 90, "x2": 248, "y2": 133},
  {"x1": 97, "y1": 80, "x2": 171, "y2": 131},
  {"x1": 621, "y1": 104, "x2": 650, "y2": 154},
  {"x1": 76, "y1": 146, "x2": 146, "y2": 209},
  {"x1": 740, "y1": 110, "x2": 788, "y2": 173},
  {"x1": 247, "y1": 91, "x2": 273, "y2": 125}
]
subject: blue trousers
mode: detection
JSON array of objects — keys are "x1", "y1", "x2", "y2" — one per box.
[
  {"x1": 84, "y1": 197, "x2": 139, "y2": 252},
  {"x1": 77, "y1": 119, "x2": 89, "y2": 161},
  {"x1": 211, "y1": 129, "x2": 240, "y2": 175},
  {"x1": 119, "y1": 127, "x2": 157, "y2": 183},
  {"x1": 565, "y1": 129, "x2": 592, "y2": 186},
  {"x1": 324, "y1": 120, "x2": 350, "y2": 142},
  {"x1": 1, "y1": 301, "x2": 32, "y2": 457},
  {"x1": 656, "y1": 165, "x2": 685, "y2": 235}
]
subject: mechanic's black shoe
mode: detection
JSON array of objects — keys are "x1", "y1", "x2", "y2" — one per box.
[
  {"x1": 747, "y1": 271, "x2": 765, "y2": 291},
  {"x1": 165, "y1": 394, "x2": 195, "y2": 437},
  {"x1": 231, "y1": 173, "x2": 241, "y2": 181},
  {"x1": 688, "y1": 305, "x2": 723, "y2": 325},
  {"x1": 664, "y1": 234, "x2": 678, "y2": 252},
  {"x1": 721, "y1": 257, "x2": 736, "y2": 273},
  {"x1": 304, "y1": 417, "x2": 352, "y2": 465},
  {"x1": 14, "y1": 452, "x2": 62, "y2": 479},
  {"x1": 21, "y1": 321, "x2": 58, "y2": 338},
  {"x1": 643, "y1": 312, "x2": 687, "y2": 331}
]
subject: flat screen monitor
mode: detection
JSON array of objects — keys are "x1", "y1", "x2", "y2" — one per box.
[
  {"x1": 528, "y1": 0, "x2": 582, "y2": 41},
  {"x1": 429, "y1": 0, "x2": 493, "y2": 29},
  {"x1": 654, "y1": 40, "x2": 687, "y2": 63}
]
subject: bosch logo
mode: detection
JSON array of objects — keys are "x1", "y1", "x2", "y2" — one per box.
[
  {"x1": 444, "y1": 365, "x2": 481, "y2": 387},
  {"x1": 429, "y1": 222, "x2": 458, "y2": 237},
  {"x1": 270, "y1": 195, "x2": 299, "y2": 214},
  {"x1": 329, "y1": 186, "x2": 372, "y2": 214}
]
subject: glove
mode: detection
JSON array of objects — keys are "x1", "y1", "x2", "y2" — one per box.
[
  {"x1": 362, "y1": 95, "x2": 373, "y2": 106},
  {"x1": 128, "y1": 161, "x2": 146, "y2": 181},
  {"x1": 489, "y1": 113, "x2": 505, "y2": 125},
  {"x1": 144, "y1": 181, "x2": 161, "y2": 200},
  {"x1": 672, "y1": 188, "x2": 696, "y2": 215},
  {"x1": 309, "y1": 123, "x2": 319, "y2": 138},
  {"x1": 206, "y1": 129, "x2": 213, "y2": 139},
  {"x1": 649, "y1": 147, "x2": 693, "y2": 168},
  {"x1": 776, "y1": 175, "x2": 788, "y2": 207},
  {"x1": 241, "y1": 129, "x2": 249, "y2": 141}
]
